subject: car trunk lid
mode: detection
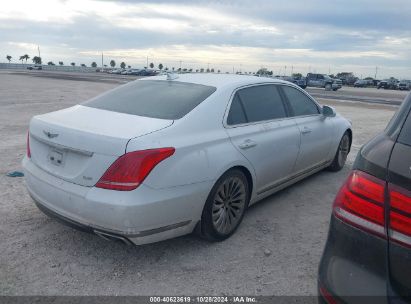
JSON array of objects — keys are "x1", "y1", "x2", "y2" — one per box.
[{"x1": 29, "y1": 105, "x2": 173, "y2": 186}]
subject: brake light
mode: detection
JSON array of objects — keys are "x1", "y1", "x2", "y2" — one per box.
[
  {"x1": 319, "y1": 284, "x2": 339, "y2": 304},
  {"x1": 333, "y1": 170, "x2": 386, "y2": 238},
  {"x1": 27, "y1": 131, "x2": 31, "y2": 158},
  {"x1": 95, "y1": 148, "x2": 175, "y2": 191},
  {"x1": 389, "y1": 185, "x2": 411, "y2": 248}
]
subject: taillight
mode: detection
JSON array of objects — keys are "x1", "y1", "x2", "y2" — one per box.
[
  {"x1": 319, "y1": 284, "x2": 339, "y2": 304},
  {"x1": 95, "y1": 148, "x2": 175, "y2": 191},
  {"x1": 389, "y1": 185, "x2": 411, "y2": 248},
  {"x1": 27, "y1": 131, "x2": 31, "y2": 158},
  {"x1": 333, "y1": 170, "x2": 386, "y2": 238}
]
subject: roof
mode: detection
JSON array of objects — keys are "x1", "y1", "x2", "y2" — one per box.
[{"x1": 140, "y1": 73, "x2": 290, "y2": 90}]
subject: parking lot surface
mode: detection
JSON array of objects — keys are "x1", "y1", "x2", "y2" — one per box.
[{"x1": 0, "y1": 70, "x2": 399, "y2": 296}]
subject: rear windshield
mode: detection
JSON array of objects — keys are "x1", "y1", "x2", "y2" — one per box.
[{"x1": 83, "y1": 80, "x2": 216, "y2": 120}]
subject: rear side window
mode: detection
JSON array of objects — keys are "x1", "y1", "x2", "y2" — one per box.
[
  {"x1": 398, "y1": 109, "x2": 411, "y2": 146},
  {"x1": 386, "y1": 95, "x2": 411, "y2": 138},
  {"x1": 83, "y1": 80, "x2": 216, "y2": 120},
  {"x1": 282, "y1": 86, "x2": 319, "y2": 116},
  {"x1": 227, "y1": 85, "x2": 287, "y2": 125}
]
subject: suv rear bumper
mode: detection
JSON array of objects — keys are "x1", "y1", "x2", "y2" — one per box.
[{"x1": 318, "y1": 216, "x2": 388, "y2": 303}]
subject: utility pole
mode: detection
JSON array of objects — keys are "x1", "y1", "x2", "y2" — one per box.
[
  {"x1": 179, "y1": 60, "x2": 182, "y2": 70},
  {"x1": 37, "y1": 45, "x2": 41, "y2": 58},
  {"x1": 101, "y1": 52, "x2": 104, "y2": 68},
  {"x1": 146, "y1": 56, "x2": 148, "y2": 68},
  {"x1": 375, "y1": 66, "x2": 378, "y2": 79}
]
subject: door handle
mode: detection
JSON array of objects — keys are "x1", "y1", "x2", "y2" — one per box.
[
  {"x1": 238, "y1": 139, "x2": 257, "y2": 149},
  {"x1": 301, "y1": 127, "x2": 312, "y2": 134}
]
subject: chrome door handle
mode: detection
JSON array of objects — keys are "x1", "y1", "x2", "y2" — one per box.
[
  {"x1": 301, "y1": 127, "x2": 312, "y2": 134},
  {"x1": 238, "y1": 140, "x2": 257, "y2": 149}
]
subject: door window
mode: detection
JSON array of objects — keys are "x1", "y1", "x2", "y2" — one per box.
[
  {"x1": 281, "y1": 86, "x2": 320, "y2": 117},
  {"x1": 227, "y1": 85, "x2": 287, "y2": 125}
]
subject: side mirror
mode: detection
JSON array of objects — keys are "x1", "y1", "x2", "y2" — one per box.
[{"x1": 322, "y1": 105, "x2": 336, "y2": 117}]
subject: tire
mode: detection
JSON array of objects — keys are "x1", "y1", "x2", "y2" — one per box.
[
  {"x1": 332, "y1": 88, "x2": 338, "y2": 91},
  {"x1": 328, "y1": 132, "x2": 351, "y2": 172},
  {"x1": 200, "y1": 169, "x2": 250, "y2": 242},
  {"x1": 325, "y1": 83, "x2": 332, "y2": 91}
]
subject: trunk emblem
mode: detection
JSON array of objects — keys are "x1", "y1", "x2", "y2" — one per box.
[{"x1": 43, "y1": 130, "x2": 59, "y2": 139}]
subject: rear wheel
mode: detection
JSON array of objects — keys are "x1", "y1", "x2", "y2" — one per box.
[
  {"x1": 200, "y1": 169, "x2": 249, "y2": 241},
  {"x1": 325, "y1": 83, "x2": 332, "y2": 91},
  {"x1": 328, "y1": 132, "x2": 350, "y2": 172}
]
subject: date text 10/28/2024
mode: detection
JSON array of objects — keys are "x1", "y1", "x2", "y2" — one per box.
[{"x1": 149, "y1": 296, "x2": 257, "y2": 303}]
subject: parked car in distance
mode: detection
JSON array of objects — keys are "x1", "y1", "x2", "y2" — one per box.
[
  {"x1": 277, "y1": 76, "x2": 307, "y2": 89},
  {"x1": 353, "y1": 79, "x2": 368, "y2": 87},
  {"x1": 398, "y1": 80, "x2": 411, "y2": 91},
  {"x1": 126, "y1": 69, "x2": 141, "y2": 75},
  {"x1": 27, "y1": 65, "x2": 42, "y2": 70},
  {"x1": 318, "y1": 93, "x2": 411, "y2": 303},
  {"x1": 137, "y1": 69, "x2": 158, "y2": 76},
  {"x1": 306, "y1": 73, "x2": 342, "y2": 91},
  {"x1": 23, "y1": 74, "x2": 352, "y2": 246},
  {"x1": 378, "y1": 79, "x2": 399, "y2": 90}
]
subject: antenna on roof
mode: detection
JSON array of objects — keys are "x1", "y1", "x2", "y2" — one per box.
[{"x1": 166, "y1": 72, "x2": 179, "y2": 81}]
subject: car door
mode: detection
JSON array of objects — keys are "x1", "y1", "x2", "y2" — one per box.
[
  {"x1": 387, "y1": 103, "x2": 411, "y2": 300},
  {"x1": 280, "y1": 84, "x2": 333, "y2": 174},
  {"x1": 225, "y1": 84, "x2": 301, "y2": 194}
]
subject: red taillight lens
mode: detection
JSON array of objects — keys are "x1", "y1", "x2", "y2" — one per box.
[
  {"x1": 95, "y1": 148, "x2": 175, "y2": 191},
  {"x1": 333, "y1": 170, "x2": 386, "y2": 237},
  {"x1": 27, "y1": 131, "x2": 31, "y2": 158},
  {"x1": 319, "y1": 284, "x2": 339, "y2": 304},
  {"x1": 389, "y1": 185, "x2": 411, "y2": 247}
]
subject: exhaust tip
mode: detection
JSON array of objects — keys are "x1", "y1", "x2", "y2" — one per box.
[{"x1": 94, "y1": 230, "x2": 133, "y2": 246}]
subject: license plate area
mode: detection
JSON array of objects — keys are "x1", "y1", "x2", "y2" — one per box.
[{"x1": 48, "y1": 149, "x2": 64, "y2": 166}]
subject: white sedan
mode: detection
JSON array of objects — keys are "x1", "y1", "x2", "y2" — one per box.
[{"x1": 23, "y1": 74, "x2": 352, "y2": 245}]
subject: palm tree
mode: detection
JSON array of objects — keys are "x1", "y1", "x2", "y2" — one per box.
[
  {"x1": 32, "y1": 56, "x2": 42, "y2": 64},
  {"x1": 6, "y1": 55, "x2": 12, "y2": 63},
  {"x1": 23, "y1": 54, "x2": 30, "y2": 63},
  {"x1": 91, "y1": 62, "x2": 97, "y2": 68},
  {"x1": 71, "y1": 62, "x2": 75, "y2": 66},
  {"x1": 80, "y1": 63, "x2": 86, "y2": 67},
  {"x1": 211, "y1": 68, "x2": 215, "y2": 72},
  {"x1": 59, "y1": 61, "x2": 64, "y2": 66},
  {"x1": 19, "y1": 55, "x2": 25, "y2": 64},
  {"x1": 47, "y1": 61, "x2": 55, "y2": 66},
  {"x1": 110, "y1": 60, "x2": 116, "y2": 68},
  {"x1": 158, "y1": 63, "x2": 163, "y2": 70},
  {"x1": 149, "y1": 62, "x2": 154, "y2": 69},
  {"x1": 120, "y1": 62, "x2": 126, "y2": 69}
]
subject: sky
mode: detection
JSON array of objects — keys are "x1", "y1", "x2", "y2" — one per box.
[{"x1": 1, "y1": 0, "x2": 411, "y2": 78}]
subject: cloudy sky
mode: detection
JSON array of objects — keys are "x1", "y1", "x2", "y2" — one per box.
[{"x1": 1, "y1": 0, "x2": 411, "y2": 78}]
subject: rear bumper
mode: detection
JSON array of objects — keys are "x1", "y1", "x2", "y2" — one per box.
[
  {"x1": 318, "y1": 216, "x2": 388, "y2": 303},
  {"x1": 23, "y1": 157, "x2": 213, "y2": 245}
]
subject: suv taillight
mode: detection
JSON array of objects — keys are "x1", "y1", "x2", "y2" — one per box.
[
  {"x1": 333, "y1": 170, "x2": 386, "y2": 238},
  {"x1": 389, "y1": 185, "x2": 411, "y2": 248},
  {"x1": 95, "y1": 148, "x2": 175, "y2": 191},
  {"x1": 27, "y1": 131, "x2": 31, "y2": 158}
]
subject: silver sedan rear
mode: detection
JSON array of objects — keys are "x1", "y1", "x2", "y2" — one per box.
[{"x1": 23, "y1": 74, "x2": 352, "y2": 245}]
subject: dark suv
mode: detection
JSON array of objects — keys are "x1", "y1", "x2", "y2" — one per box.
[{"x1": 318, "y1": 93, "x2": 411, "y2": 303}]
